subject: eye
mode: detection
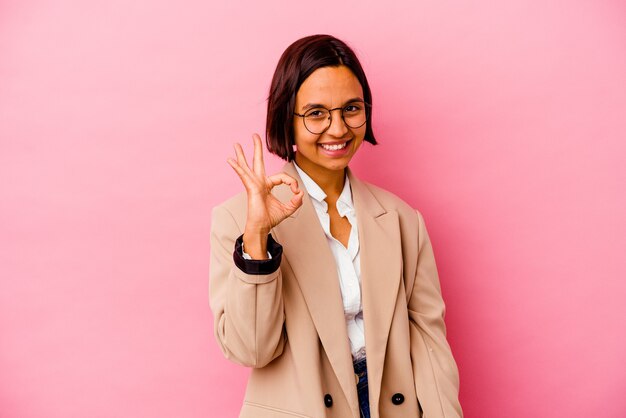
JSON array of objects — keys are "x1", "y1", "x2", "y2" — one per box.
[
  {"x1": 305, "y1": 109, "x2": 327, "y2": 119},
  {"x1": 344, "y1": 104, "x2": 362, "y2": 113}
]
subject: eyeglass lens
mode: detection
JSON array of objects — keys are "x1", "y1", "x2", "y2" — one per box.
[{"x1": 303, "y1": 103, "x2": 367, "y2": 134}]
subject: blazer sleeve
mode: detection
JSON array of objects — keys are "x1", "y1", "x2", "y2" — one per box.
[
  {"x1": 209, "y1": 204, "x2": 287, "y2": 368},
  {"x1": 408, "y1": 209, "x2": 463, "y2": 418},
  {"x1": 234, "y1": 233, "x2": 282, "y2": 274}
]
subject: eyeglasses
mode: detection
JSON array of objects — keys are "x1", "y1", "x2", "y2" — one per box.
[{"x1": 293, "y1": 100, "x2": 370, "y2": 135}]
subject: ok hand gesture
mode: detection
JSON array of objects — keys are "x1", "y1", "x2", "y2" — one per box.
[{"x1": 227, "y1": 134, "x2": 304, "y2": 257}]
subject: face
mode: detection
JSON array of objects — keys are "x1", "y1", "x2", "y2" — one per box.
[{"x1": 292, "y1": 65, "x2": 366, "y2": 176}]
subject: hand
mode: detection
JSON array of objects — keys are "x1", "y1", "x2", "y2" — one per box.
[{"x1": 227, "y1": 133, "x2": 304, "y2": 236}]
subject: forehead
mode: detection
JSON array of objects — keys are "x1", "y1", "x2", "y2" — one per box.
[{"x1": 295, "y1": 65, "x2": 363, "y2": 107}]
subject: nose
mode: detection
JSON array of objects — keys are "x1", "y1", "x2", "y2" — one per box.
[{"x1": 325, "y1": 108, "x2": 349, "y2": 137}]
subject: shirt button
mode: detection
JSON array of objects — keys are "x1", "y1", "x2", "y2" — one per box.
[
  {"x1": 391, "y1": 393, "x2": 405, "y2": 405},
  {"x1": 324, "y1": 394, "x2": 333, "y2": 408}
]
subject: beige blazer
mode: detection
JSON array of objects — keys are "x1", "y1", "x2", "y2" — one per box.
[{"x1": 209, "y1": 161, "x2": 462, "y2": 418}]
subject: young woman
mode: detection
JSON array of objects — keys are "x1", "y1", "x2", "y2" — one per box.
[{"x1": 209, "y1": 34, "x2": 463, "y2": 418}]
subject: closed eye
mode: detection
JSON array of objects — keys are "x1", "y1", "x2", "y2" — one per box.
[
  {"x1": 305, "y1": 109, "x2": 327, "y2": 118},
  {"x1": 344, "y1": 104, "x2": 362, "y2": 112}
]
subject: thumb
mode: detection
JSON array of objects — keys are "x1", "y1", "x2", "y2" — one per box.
[{"x1": 283, "y1": 189, "x2": 304, "y2": 216}]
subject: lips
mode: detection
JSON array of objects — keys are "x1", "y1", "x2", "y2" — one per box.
[
  {"x1": 317, "y1": 139, "x2": 353, "y2": 157},
  {"x1": 318, "y1": 139, "x2": 352, "y2": 151}
]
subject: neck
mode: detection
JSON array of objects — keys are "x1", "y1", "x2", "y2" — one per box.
[{"x1": 294, "y1": 155, "x2": 346, "y2": 199}]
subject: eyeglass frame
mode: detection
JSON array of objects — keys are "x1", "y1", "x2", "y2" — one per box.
[{"x1": 293, "y1": 100, "x2": 371, "y2": 135}]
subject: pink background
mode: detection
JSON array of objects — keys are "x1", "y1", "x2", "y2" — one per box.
[{"x1": 1, "y1": 0, "x2": 625, "y2": 417}]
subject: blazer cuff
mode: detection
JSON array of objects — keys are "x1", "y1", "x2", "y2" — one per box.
[{"x1": 233, "y1": 233, "x2": 282, "y2": 275}]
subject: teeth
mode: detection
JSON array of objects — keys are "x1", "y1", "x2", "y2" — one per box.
[{"x1": 320, "y1": 142, "x2": 348, "y2": 151}]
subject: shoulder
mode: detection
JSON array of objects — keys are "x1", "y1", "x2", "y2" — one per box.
[
  {"x1": 358, "y1": 179, "x2": 422, "y2": 220},
  {"x1": 356, "y1": 178, "x2": 432, "y2": 246},
  {"x1": 211, "y1": 190, "x2": 248, "y2": 232},
  {"x1": 358, "y1": 179, "x2": 432, "y2": 271}
]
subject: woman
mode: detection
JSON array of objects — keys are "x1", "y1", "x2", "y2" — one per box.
[{"x1": 209, "y1": 34, "x2": 463, "y2": 418}]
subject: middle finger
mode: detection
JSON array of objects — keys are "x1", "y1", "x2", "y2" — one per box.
[{"x1": 252, "y1": 134, "x2": 266, "y2": 178}]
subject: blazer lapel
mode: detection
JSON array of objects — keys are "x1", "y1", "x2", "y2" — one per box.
[
  {"x1": 272, "y1": 162, "x2": 359, "y2": 416},
  {"x1": 271, "y1": 161, "x2": 403, "y2": 416},
  {"x1": 347, "y1": 167, "x2": 403, "y2": 411}
]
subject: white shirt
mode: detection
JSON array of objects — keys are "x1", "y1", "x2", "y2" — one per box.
[{"x1": 293, "y1": 162, "x2": 365, "y2": 360}]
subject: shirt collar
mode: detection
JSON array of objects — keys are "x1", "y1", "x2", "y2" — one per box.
[{"x1": 293, "y1": 161, "x2": 354, "y2": 216}]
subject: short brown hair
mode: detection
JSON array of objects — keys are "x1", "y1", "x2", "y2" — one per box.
[{"x1": 266, "y1": 34, "x2": 378, "y2": 161}]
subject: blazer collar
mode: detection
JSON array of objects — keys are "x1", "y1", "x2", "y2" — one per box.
[
  {"x1": 292, "y1": 160, "x2": 355, "y2": 218},
  {"x1": 272, "y1": 161, "x2": 402, "y2": 416},
  {"x1": 284, "y1": 161, "x2": 385, "y2": 219}
]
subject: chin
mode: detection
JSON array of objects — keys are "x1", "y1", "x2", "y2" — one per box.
[{"x1": 321, "y1": 159, "x2": 352, "y2": 172}]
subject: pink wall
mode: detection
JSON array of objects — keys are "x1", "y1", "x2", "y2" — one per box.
[{"x1": 1, "y1": 0, "x2": 625, "y2": 417}]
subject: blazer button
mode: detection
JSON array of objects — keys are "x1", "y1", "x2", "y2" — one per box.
[
  {"x1": 391, "y1": 393, "x2": 405, "y2": 405},
  {"x1": 324, "y1": 394, "x2": 333, "y2": 408}
]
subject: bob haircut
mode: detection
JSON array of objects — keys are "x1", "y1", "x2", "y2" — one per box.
[{"x1": 266, "y1": 34, "x2": 378, "y2": 162}]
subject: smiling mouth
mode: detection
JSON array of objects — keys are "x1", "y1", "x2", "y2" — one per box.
[{"x1": 319, "y1": 139, "x2": 352, "y2": 151}]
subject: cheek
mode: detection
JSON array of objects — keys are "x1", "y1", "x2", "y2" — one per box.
[
  {"x1": 353, "y1": 138, "x2": 365, "y2": 152},
  {"x1": 354, "y1": 127, "x2": 367, "y2": 145},
  {"x1": 293, "y1": 124, "x2": 318, "y2": 147},
  {"x1": 292, "y1": 119, "x2": 304, "y2": 142}
]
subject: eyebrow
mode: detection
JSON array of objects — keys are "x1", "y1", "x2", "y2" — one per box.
[{"x1": 301, "y1": 97, "x2": 364, "y2": 112}]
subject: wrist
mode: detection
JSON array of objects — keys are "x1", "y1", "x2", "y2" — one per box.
[
  {"x1": 242, "y1": 231, "x2": 269, "y2": 260},
  {"x1": 233, "y1": 233, "x2": 283, "y2": 275},
  {"x1": 244, "y1": 222, "x2": 270, "y2": 236}
]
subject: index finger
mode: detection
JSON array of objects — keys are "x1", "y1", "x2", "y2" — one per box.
[{"x1": 267, "y1": 173, "x2": 300, "y2": 194}]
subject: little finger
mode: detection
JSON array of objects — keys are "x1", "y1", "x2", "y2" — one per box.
[{"x1": 233, "y1": 143, "x2": 254, "y2": 177}]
